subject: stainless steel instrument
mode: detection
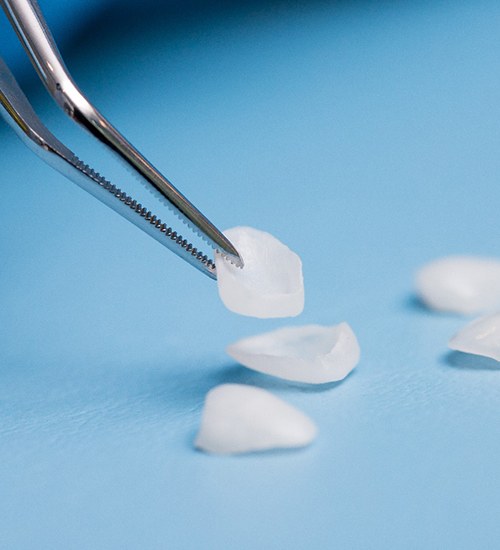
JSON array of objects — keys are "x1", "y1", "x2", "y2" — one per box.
[{"x1": 0, "y1": 0, "x2": 243, "y2": 279}]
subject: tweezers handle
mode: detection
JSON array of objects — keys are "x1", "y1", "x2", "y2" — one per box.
[
  {"x1": 1, "y1": 53, "x2": 221, "y2": 278},
  {"x1": 1, "y1": 0, "x2": 242, "y2": 265}
]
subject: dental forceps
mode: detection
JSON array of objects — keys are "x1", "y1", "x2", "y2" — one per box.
[{"x1": 0, "y1": 0, "x2": 243, "y2": 279}]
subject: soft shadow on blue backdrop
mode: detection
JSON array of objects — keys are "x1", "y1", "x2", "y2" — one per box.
[{"x1": 2, "y1": 1, "x2": 500, "y2": 548}]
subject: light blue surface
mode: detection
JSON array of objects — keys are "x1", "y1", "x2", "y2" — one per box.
[{"x1": 2, "y1": 1, "x2": 500, "y2": 548}]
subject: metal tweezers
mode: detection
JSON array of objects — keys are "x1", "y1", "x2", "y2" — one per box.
[{"x1": 0, "y1": 0, "x2": 243, "y2": 279}]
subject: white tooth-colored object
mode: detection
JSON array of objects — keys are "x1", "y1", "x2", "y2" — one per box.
[
  {"x1": 227, "y1": 323, "x2": 360, "y2": 384},
  {"x1": 415, "y1": 256, "x2": 500, "y2": 314},
  {"x1": 195, "y1": 384, "x2": 317, "y2": 455},
  {"x1": 449, "y1": 313, "x2": 500, "y2": 361},
  {"x1": 215, "y1": 226, "x2": 304, "y2": 318}
]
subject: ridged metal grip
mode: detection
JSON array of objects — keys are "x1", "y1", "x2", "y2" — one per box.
[
  {"x1": 0, "y1": 0, "x2": 243, "y2": 272},
  {"x1": 0, "y1": 56, "x2": 217, "y2": 278}
]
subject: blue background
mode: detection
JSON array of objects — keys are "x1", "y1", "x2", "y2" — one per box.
[{"x1": 2, "y1": 1, "x2": 500, "y2": 548}]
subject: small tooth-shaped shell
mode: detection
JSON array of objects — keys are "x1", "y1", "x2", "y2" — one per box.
[
  {"x1": 415, "y1": 256, "x2": 500, "y2": 314},
  {"x1": 195, "y1": 384, "x2": 317, "y2": 455},
  {"x1": 215, "y1": 226, "x2": 304, "y2": 318},
  {"x1": 227, "y1": 323, "x2": 360, "y2": 384},
  {"x1": 449, "y1": 313, "x2": 500, "y2": 361}
]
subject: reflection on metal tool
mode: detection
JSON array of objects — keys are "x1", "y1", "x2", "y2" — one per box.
[{"x1": 0, "y1": 0, "x2": 243, "y2": 279}]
